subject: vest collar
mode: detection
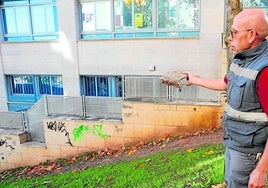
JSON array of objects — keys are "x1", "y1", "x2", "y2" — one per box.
[{"x1": 234, "y1": 40, "x2": 268, "y2": 64}]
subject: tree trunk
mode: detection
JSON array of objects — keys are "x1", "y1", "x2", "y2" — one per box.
[{"x1": 225, "y1": 0, "x2": 242, "y2": 71}]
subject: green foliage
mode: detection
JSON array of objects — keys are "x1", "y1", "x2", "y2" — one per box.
[
  {"x1": 72, "y1": 124, "x2": 110, "y2": 142},
  {"x1": 242, "y1": 0, "x2": 268, "y2": 7},
  {"x1": 1, "y1": 144, "x2": 225, "y2": 187}
]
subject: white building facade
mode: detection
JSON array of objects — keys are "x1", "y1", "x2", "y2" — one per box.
[{"x1": 0, "y1": 0, "x2": 266, "y2": 112}]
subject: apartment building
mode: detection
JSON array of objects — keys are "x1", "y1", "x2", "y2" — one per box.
[{"x1": 0, "y1": 0, "x2": 266, "y2": 113}]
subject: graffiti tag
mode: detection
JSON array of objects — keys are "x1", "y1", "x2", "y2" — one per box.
[
  {"x1": 47, "y1": 121, "x2": 73, "y2": 147},
  {"x1": 115, "y1": 125, "x2": 123, "y2": 132},
  {"x1": 0, "y1": 138, "x2": 15, "y2": 150},
  {"x1": 73, "y1": 124, "x2": 110, "y2": 142}
]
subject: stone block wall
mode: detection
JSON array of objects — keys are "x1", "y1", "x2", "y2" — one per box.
[
  {"x1": 0, "y1": 101, "x2": 224, "y2": 171},
  {"x1": 122, "y1": 101, "x2": 224, "y2": 139}
]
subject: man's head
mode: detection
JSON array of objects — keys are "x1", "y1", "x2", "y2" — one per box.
[{"x1": 228, "y1": 8, "x2": 268, "y2": 54}]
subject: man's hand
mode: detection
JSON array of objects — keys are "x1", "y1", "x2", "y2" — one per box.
[
  {"x1": 248, "y1": 169, "x2": 267, "y2": 188},
  {"x1": 160, "y1": 70, "x2": 188, "y2": 89}
]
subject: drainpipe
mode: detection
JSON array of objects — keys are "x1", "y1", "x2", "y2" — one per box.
[
  {"x1": 82, "y1": 95, "x2": 86, "y2": 118},
  {"x1": 44, "y1": 95, "x2": 49, "y2": 116}
]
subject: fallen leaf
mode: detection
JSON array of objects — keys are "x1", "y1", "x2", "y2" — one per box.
[
  {"x1": 162, "y1": 134, "x2": 170, "y2": 141},
  {"x1": 145, "y1": 158, "x2": 151, "y2": 162},
  {"x1": 182, "y1": 141, "x2": 189, "y2": 145},
  {"x1": 193, "y1": 131, "x2": 201, "y2": 136},
  {"x1": 162, "y1": 157, "x2": 169, "y2": 162},
  {"x1": 160, "y1": 144, "x2": 166, "y2": 149},
  {"x1": 107, "y1": 175, "x2": 113, "y2": 181},
  {"x1": 212, "y1": 182, "x2": 226, "y2": 188},
  {"x1": 187, "y1": 148, "x2": 194, "y2": 153},
  {"x1": 127, "y1": 149, "x2": 137, "y2": 156},
  {"x1": 68, "y1": 157, "x2": 76, "y2": 164},
  {"x1": 136, "y1": 140, "x2": 145, "y2": 148},
  {"x1": 205, "y1": 150, "x2": 215, "y2": 155}
]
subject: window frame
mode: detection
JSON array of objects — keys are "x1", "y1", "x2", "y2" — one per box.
[{"x1": 0, "y1": 0, "x2": 59, "y2": 42}]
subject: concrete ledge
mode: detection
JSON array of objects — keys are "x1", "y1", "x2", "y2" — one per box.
[
  {"x1": 21, "y1": 141, "x2": 46, "y2": 148},
  {"x1": 124, "y1": 98, "x2": 222, "y2": 106},
  {"x1": 0, "y1": 128, "x2": 25, "y2": 135},
  {"x1": 0, "y1": 128, "x2": 28, "y2": 144},
  {"x1": 47, "y1": 115, "x2": 122, "y2": 123}
]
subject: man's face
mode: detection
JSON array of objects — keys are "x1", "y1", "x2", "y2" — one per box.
[
  {"x1": 228, "y1": 18, "x2": 252, "y2": 54},
  {"x1": 228, "y1": 28, "x2": 252, "y2": 54}
]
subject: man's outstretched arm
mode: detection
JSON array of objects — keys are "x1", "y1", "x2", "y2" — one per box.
[{"x1": 184, "y1": 71, "x2": 227, "y2": 91}]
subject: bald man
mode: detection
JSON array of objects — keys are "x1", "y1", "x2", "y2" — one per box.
[{"x1": 184, "y1": 9, "x2": 268, "y2": 188}]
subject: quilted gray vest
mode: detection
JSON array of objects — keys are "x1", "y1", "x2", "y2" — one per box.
[{"x1": 222, "y1": 40, "x2": 268, "y2": 153}]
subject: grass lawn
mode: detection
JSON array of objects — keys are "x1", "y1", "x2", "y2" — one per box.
[{"x1": 1, "y1": 143, "x2": 225, "y2": 188}]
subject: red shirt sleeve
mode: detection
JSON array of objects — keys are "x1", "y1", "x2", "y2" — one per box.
[
  {"x1": 256, "y1": 67, "x2": 268, "y2": 115},
  {"x1": 224, "y1": 75, "x2": 228, "y2": 84}
]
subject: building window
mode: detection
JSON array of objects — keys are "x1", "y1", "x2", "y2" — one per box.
[
  {"x1": 80, "y1": 0, "x2": 200, "y2": 39},
  {"x1": 7, "y1": 75, "x2": 63, "y2": 97},
  {"x1": 0, "y1": 0, "x2": 58, "y2": 42},
  {"x1": 80, "y1": 75, "x2": 122, "y2": 97},
  {"x1": 242, "y1": 0, "x2": 268, "y2": 7},
  {"x1": 6, "y1": 75, "x2": 63, "y2": 111},
  {"x1": 38, "y1": 75, "x2": 63, "y2": 95},
  {"x1": 81, "y1": 1, "x2": 112, "y2": 33},
  {"x1": 115, "y1": 0, "x2": 153, "y2": 31},
  {"x1": 8, "y1": 75, "x2": 34, "y2": 95}
]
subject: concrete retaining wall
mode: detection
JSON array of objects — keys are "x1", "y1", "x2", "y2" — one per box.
[{"x1": 0, "y1": 100, "x2": 224, "y2": 170}]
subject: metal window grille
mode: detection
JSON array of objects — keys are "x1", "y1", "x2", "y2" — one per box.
[
  {"x1": 10, "y1": 75, "x2": 34, "y2": 95},
  {"x1": 39, "y1": 75, "x2": 63, "y2": 95},
  {"x1": 81, "y1": 75, "x2": 122, "y2": 97},
  {"x1": 124, "y1": 76, "x2": 221, "y2": 103},
  {"x1": 124, "y1": 76, "x2": 167, "y2": 100}
]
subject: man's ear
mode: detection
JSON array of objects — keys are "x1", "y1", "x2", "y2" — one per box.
[{"x1": 249, "y1": 30, "x2": 258, "y2": 43}]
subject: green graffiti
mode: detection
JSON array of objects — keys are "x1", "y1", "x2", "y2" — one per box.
[
  {"x1": 92, "y1": 124, "x2": 111, "y2": 139},
  {"x1": 72, "y1": 124, "x2": 110, "y2": 142}
]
